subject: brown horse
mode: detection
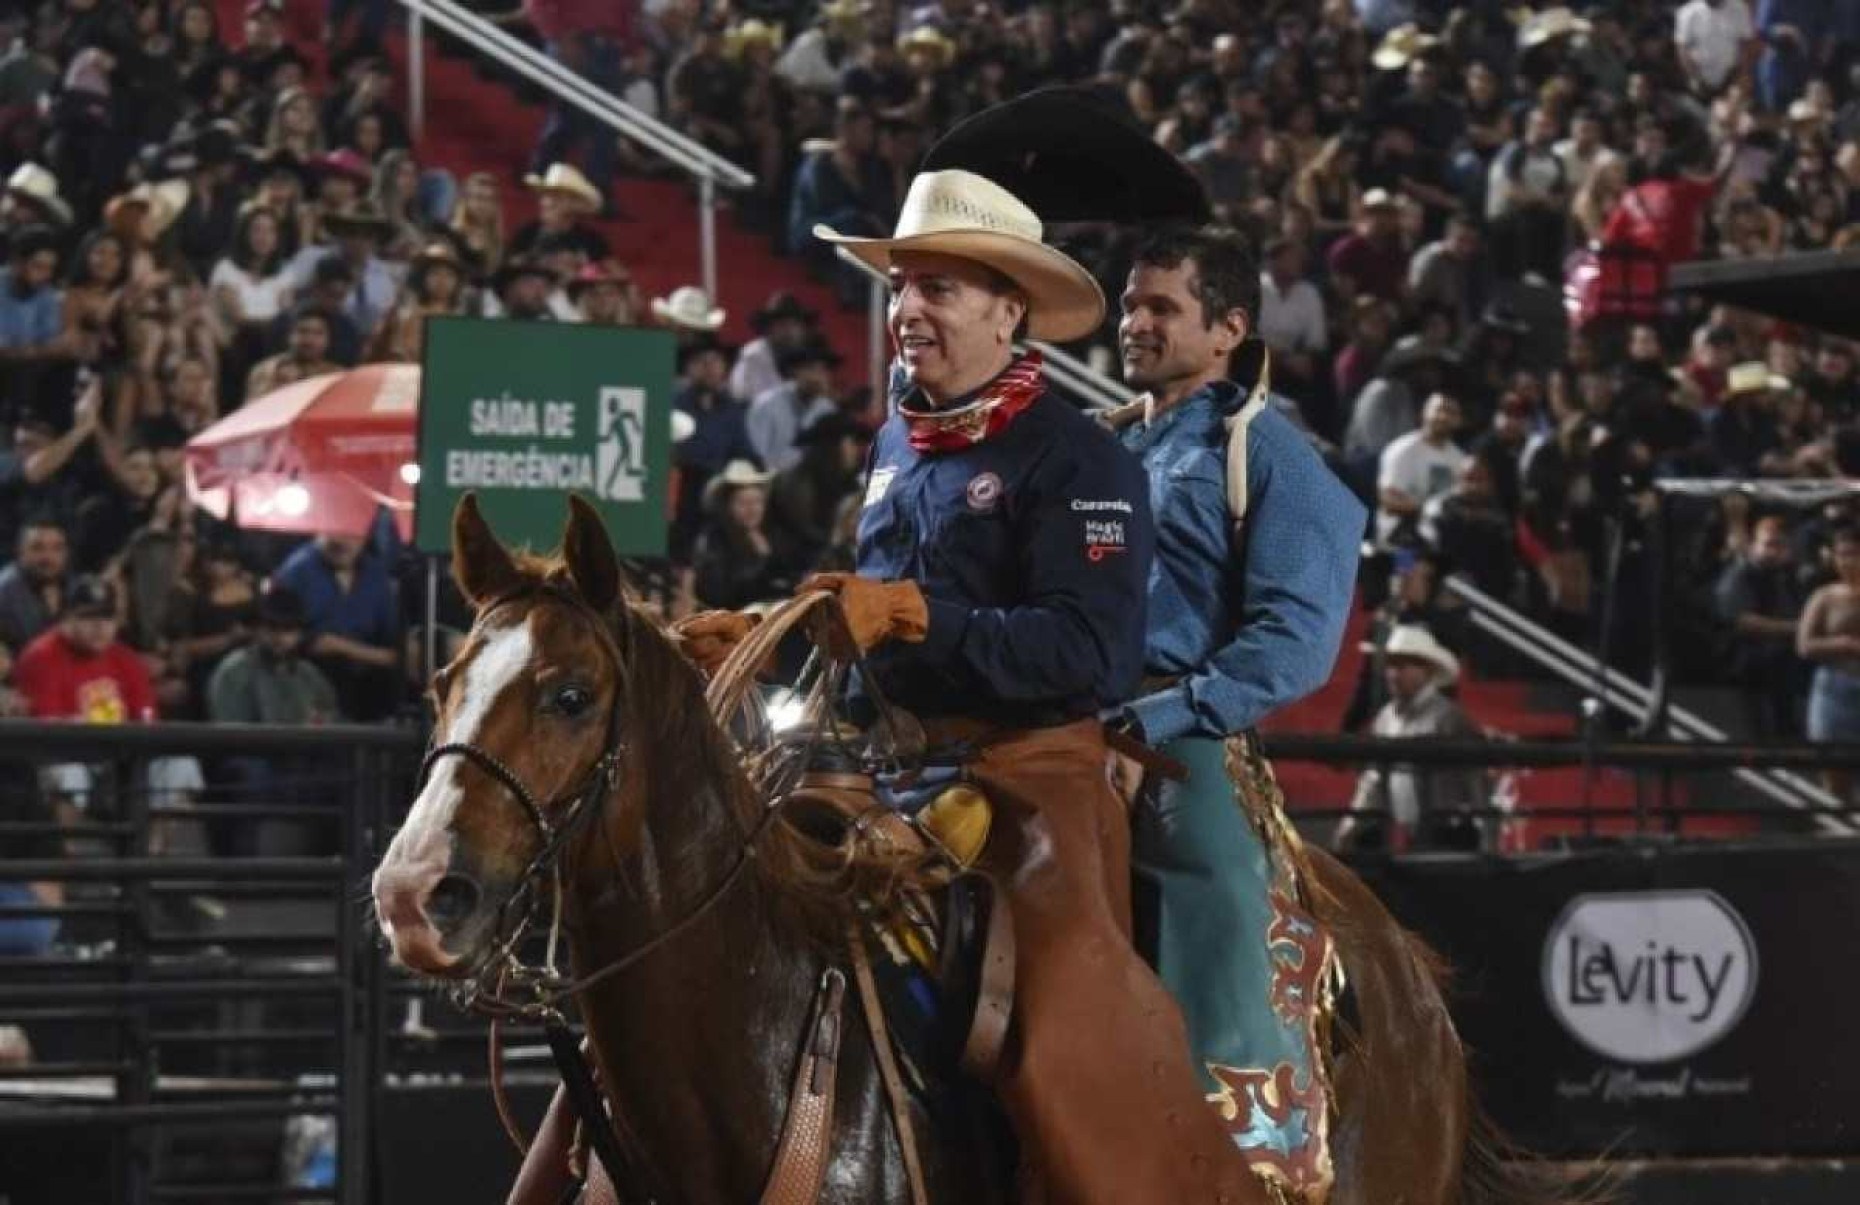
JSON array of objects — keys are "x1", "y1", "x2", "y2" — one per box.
[{"x1": 373, "y1": 495, "x2": 1590, "y2": 1205}]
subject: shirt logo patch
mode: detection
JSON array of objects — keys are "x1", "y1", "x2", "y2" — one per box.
[
  {"x1": 966, "y1": 471, "x2": 1003, "y2": 513},
  {"x1": 1084, "y1": 518, "x2": 1127, "y2": 561},
  {"x1": 864, "y1": 466, "x2": 897, "y2": 508}
]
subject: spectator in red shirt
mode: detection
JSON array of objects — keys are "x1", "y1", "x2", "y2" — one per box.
[
  {"x1": 1327, "y1": 188, "x2": 1409, "y2": 306},
  {"x1": 14, "y1": 576, "x2": 154, "y2": 726}
]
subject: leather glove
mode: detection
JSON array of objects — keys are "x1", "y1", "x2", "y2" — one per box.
[
  {"x1": 798, "y1": 573, "x2": 929, "y2": 654},
  {"x1": 671, "y1": 610, "x2": 761, "y2": 678}
]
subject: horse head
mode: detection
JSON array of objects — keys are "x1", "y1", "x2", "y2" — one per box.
[{"x1": 372, "y1": 492, "x2": 642, "y2": 977}]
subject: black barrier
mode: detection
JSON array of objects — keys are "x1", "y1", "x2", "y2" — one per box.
[{"x1": 1349, "y1": 840, "x2": 1860, "y2": 1158}]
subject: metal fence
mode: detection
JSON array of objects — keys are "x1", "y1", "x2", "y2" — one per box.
[{"x1": 6, "y1": 721, "x2": 1860, "y2": 1201}]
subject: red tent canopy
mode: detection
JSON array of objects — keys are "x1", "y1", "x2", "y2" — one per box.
[{"x1": 185, "y1": 365, "x2": 420, "y2": 540}]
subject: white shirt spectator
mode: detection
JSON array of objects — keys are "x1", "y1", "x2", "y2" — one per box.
[
  {"x1": 1377, "y1": 429, "x2": 1468, "y2": 544},
  {"x1": 746, "y1": 383, "x2": 834, "y2": 473},
  {"x1": 730, "y1": 337, "x2": 783, "y2": 405},
  {"x1": 1553, "y1": 139, "x2": 1622, "y2": 191},
  {"x1": 1257, "y1": 272, "x2": 1328, "y2": 354},
  {"x1": 775, "y1": 29, "x2": 844, "y2": 93},
  {"x1": 209, "y1": 259, "x2": 294, "y2": 325},
  {"x1": 1486, "y1": 143, "x2": 1566, "y2": 220},
  {"x1": 1676, "y1": 0, "x2": 1753, "y2": 92}
]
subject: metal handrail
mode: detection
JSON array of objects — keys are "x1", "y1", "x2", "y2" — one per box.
[
  {"x1": 398, "y1": 0, "x2": 754, "y2": 297},
  {"x1": 1442, "y1": 574, "x2": 1857, "y2": 836}
]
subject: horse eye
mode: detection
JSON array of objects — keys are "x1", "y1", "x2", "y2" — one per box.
[{"x1": 552, "y1": 685, "x2": 593, "y2": 717}]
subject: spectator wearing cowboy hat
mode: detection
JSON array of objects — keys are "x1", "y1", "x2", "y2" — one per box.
[
  {"x1": 774, "y1": 0, "x2": 866, "y2": 94},
  {"x1": 284, "y1": 200, "x2": 403, "y2": 335},
  {"x1": 171, "y1": 119, "x2": 255, "y2": 280},
  {"x1": 672, "y1": 330, "x2": 756, "y2": 560},
  {"x1": 649, "y1": 283, "x2": 726, "y2": 335},
  {"x1": 690, "y1": 458, "x2": 801, "y2": 609},
  {"x1": 730, "y1": 291, "x2": 817, "y2": 403},
  {"x1": 486, "y1": 255, "x2": 555, "y2": 323},
  {"x1": 566, "y1": 260, "x2": 637, "y2": 326},
  {"x1": 1339, "y1": 622, "x2": 1489, "y2": 852},
  {"x1": 367, "y1": 241, "x2": 466, "y2": 363},
  {"x1": 527, "y1": 229, "x2": 588, "y2": 321},
  {"x1": 307, "y1": 148, "x2": 372, "y2": 226},
  {"x1": 509, "y1": 163, "x2": 609, "y2": 262},
  {"x1": 746, "y1": 336, "x2": 840, "y2": 473},
  {"x1": 2, "y1": 164, "x2": 73, "y2": 235}
]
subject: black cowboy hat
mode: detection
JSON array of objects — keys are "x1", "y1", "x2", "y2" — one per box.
[
  {"x1": 321, "y1": 201, "x2": 393, "y2": 240},
  {"x1": 751, "y1": 291, "x2": 817, "y2": 331},
  {"x1": 1376, "y1": 336, "x2": 1460, "y2": 379},
  {"x1": 256, "y1": 586, "x2": 308, "y2": 629},
  {"x1": 1478, "y1": 301, "x2": 1530, "y2": 336},
  {"x1": 253, "y1": 146, "x2": 314, "y2": 190},
  {"x1": 793, "y1": 411, "x2": 869, "y2": 448},
  {"x1": 676, "y1": 330, "x2": 737, "y2": 371},
  {"x1": 492, "y1": 254, "x2": 554, "y2": 293},
  {"x1": 776, "y1": 337, "x2": 843, "y2": 375},
  {"x1": 922, "y1": 84, "x2": 1212, "y2": 224}
]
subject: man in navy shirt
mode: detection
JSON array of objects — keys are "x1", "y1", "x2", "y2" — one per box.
[
  {"x1": 272, "y1": 533, "x2": 400, "y2": 721},
  {"x1": 800, "y1": 170, "x2": 1268, "y2": 1204}
]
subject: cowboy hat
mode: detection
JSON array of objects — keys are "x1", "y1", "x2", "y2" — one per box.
[
  {"x1": 1372, "y1": 23, "x2": 1439, "y2": 72},
  {"x1": 752, "y1": 291, "x2": 817, "y2": 331},
  {"x1": 1372, "y1": 624, "x2": 1460, "y2": 684},
  {"x1": 723, "y1": 18, "x2": 784, "y2": 59},
  {"x1": 1787, "y1": 98, "x2": 1830, "y2": 125},
  {"x1": 1360, "y1": 187, "x2": 1401, "y2": 212},
  {"x1": 1726, "y1": 362, "x2": 1791, "y2": 396},
  {"x1": 652, "y1": 284, "x2": 727, "y2": 332},
  {"x1": 5, "y1": 163, "x2": 72, "y2": 227},
  {"x1": 702, "y1": 458, "x2": 772, "y2": 513},
  {"x1": 493, "y1": 255, "x2": 554, "y2": 292},
  {"x1": 818, "y1": 0, "x2": 867, "y2": 34},
  {"x1": 523, "y1": 162, "x2": 602, "y2": 211},
  {"x1": 1518, "y1": 6, "x2": 1591, "y2": 50},
  {"x1": 897, "y1": 26, "x2": 957, "y2": 67},
  {"x1": 921, "y1": 84, "x2": 1212, "y2": 224},
  {"x1": 566, "y1": 259, "x2": 633, "y2": 299},
  {"x1": 106, "y1": 180, "x2": 191, "y2": 240},
  {"x1": 676, "y1": 329, "x2": 737, "y2": 371},
  {"x1": 776, "y1": 337, "x2": 844, "y2": 375},
  {"x1": 814, "y1": 169, "x2": 1105, "y2": 342},
  {"x1": 321, "y1": 200, "x2": 393, "y2": 239}
]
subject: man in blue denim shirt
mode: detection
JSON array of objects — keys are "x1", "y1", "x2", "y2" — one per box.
[{"x1": 1107, "y1": 225, "x2": 1365, "y2": 1201}]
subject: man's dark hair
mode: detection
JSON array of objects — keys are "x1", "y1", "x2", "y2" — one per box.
[
  {"x1": 311, "y1": 255, "x2": 355, "y2": 287},
  {"x1": 17, "y1": 514, "x2": 65, "y2": 543},
  {"x1": 1130, "y1": 224, "x2": 1260, "y2": 331},
  {"x1": 291, "y1": 304, "x2": 335, "y2": 332}
]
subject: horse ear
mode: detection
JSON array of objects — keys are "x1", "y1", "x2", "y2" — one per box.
[
  {"x1": 562, "y1": 494, "x2": 622, "y2": 613},
  {"x1": 452, "y1": 493, "x2": 523, "y2": 608}
]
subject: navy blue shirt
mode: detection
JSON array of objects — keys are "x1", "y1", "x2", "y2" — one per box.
[{"x1": 855, "y1": 387, "x2": 1154, "y2": 727}]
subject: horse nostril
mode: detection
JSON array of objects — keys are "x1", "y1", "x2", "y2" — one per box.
[{"x1": 425, "y1": 874, "x2": 482, "y2": 929}]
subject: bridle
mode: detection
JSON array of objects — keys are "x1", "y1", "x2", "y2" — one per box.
[{"x1": 417, "y1": 580, "x2": 783, "y2": 1026}]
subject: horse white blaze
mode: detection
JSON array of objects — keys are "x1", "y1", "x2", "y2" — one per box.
[{"x1": 374, "y1": 619, "x2": 535, "y2": 960}]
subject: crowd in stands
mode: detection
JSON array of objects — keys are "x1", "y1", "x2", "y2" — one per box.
[{"x1": 2, "y1": 0, "x2": 1860, "y2": 867}]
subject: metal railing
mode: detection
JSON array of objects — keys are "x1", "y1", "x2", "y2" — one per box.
[
  {"x1": 397, "y1": 0, "x2": 756, "y2": 299},
  {"x1": 1441, "y1": 574, "x2": 1858, "y2": 836}
]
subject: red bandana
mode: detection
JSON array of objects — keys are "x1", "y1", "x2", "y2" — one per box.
[{"x1": 898, "y1": 352, "x2": 1046, "y2": 454}]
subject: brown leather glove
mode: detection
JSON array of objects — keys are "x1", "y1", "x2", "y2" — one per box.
[
  {"x1": 798, "y1": 573, "x2": 929, "y2": 654},
  {"x1": 671, "y1": 610, "x2": 761, "y2": 678}
]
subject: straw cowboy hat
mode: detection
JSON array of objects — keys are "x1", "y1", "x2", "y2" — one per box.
[
  {"x1": 652, "y1": 284, "x2": 727, "y2": 332},
  {"x1": 1518, "y1": 6, "x2": 1590, "y2": 50},
  {"x1": 106, "y1": 179, "x2": 191, "y2": 240},
  {"x1": 702, "y1": 458, "x2": 772, "y2": 513},
  {"x1": 723, "y1": 18, "x2": 784, "y2": 59},
  {"x1": 1372, "y1": 624, "x2": 1460, "y2": 685},
  {"x1": 818, "y1": 0, "x2": 867, "y2": 35},
  {"x1": 1372, "y1": 23, "x2": 1439, "y2": 71},
  {"x1": 5, "y1": 163, "x2": 72, "y2": 227},
  {"x1": 813, "y1": 169, "x2": 1105, "y2": 342},
  {"x1": 523, "y1": 162, "x2": 602, "y2": 211},
  {"x1": 897, "y1": 26, "x2": 957, "y2": 68},
  {"x1": 1726, "y1": 362, "x2": 1791, "y2": 397}
]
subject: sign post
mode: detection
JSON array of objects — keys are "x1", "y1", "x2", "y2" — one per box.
[{"x1": 414, "y1": 317, "x2": 676, "y2": 555}]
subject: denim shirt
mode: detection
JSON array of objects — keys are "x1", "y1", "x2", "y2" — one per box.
[{"x1": 1117, "y1": 377, "x2": 1366, "y2": 744}]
